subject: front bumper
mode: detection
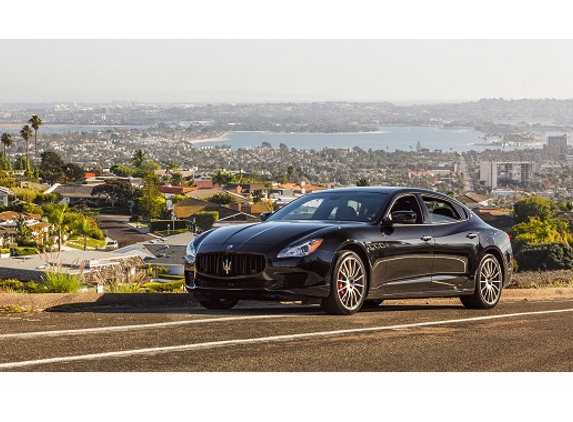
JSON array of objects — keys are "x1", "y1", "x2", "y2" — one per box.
[{"x1": 184, "y1": 253, "x2": 332, "y2": 301}]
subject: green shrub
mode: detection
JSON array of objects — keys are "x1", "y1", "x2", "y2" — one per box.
[
  {"x1": 514, "y1": 242, "x2": 573, "y2": 271},
  {"x1": 108, "y1": 282, "x2": 142, "y2": 293},
  {"x1": 41, "y1": 271, "x2": 83, "y2": 293},
  {"x1": 0, "y1": 248, "x2": 10, "y2": 254},
  {"x1": 0, "y1": 279, "x2": 24, "y2": 292},
  {"x1": 24, "y1": 281, "x2": 42, "y2": 293},
  {"x1": 193, "y1": 211, "x2": 219, "y2": 232},
  {"x1": 143, "y1": 279, "x2": 184, "y2": 293}
]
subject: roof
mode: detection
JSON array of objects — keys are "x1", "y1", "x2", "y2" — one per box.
[
  {"x1": 0, "y1": 186, "x2": 14, "y2": 195},
  {"x1": 52, "y1": 184, "x2": 101, "y2": 198},
  {"x1": 158, "y1": 186, "x2": 196, "y2": 195}
]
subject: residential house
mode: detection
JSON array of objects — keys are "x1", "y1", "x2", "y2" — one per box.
[{"x1": 0, "y1": 186, "x2": 13, "y2": 206}]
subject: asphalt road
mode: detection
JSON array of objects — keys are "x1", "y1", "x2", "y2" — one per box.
[{"x1": 1, "y1": 298, "x2": 573, "y2": 372}]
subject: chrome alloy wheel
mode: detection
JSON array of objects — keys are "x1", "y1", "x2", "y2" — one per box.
[
  {"x1": 336, "y1": 254, "x2": 366, "y2": 311},
  {"x1": 478, "y1": 255, "x2": 503, "y2": 306}
]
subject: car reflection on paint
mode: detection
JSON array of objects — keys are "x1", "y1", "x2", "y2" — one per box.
[{"x1": 184, "y1": 187, "x2": 512, "y2": 315}]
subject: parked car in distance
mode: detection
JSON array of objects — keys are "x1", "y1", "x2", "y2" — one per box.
[{"x1": 184, "y1": 187, "x2": 513, "y2": 315}]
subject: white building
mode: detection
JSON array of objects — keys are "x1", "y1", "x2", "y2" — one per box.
[{"x1": 479, "y1": 161, "x2": 533, "y2": 189}]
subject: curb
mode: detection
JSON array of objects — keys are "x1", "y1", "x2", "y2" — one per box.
[{"x1": 1, "y1": 288, "x2": 573, "y2": 312}]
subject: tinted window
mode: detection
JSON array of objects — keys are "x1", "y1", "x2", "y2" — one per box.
[
  {"x1": 267, "y1": 192, "x2": 389, "y2": 222},
  {"x1": 422, "y1": 196, "x2": 462, "y2": 223}
]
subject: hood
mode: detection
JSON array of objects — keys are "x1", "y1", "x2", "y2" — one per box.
[{"x1": 196, "y1": 221, "x2": 341, "y2": 253}]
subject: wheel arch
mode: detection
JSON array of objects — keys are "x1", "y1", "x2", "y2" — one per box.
[
  {"x1": 479, "y1": 247, "x2": 506, "y2": 283},
  {"x1": 336, "y1": 243, "x2": 372, "y2": 293}
]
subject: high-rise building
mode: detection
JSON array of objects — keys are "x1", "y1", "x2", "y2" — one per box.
[
  {"x1": 479, "y1": 161, "x2": 533, "y2": 189},
  {"x1": 547, "y1": 134, "x2": 568, "y2": 153}
]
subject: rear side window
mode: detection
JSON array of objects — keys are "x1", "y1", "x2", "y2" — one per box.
[{"x1": 422, "y1": 196, "x2": 463, "y2": 223}]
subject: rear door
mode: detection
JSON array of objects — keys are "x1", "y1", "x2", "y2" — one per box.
[{"x1": 421, "y1": 194, "x2": 480, "y2": 293}]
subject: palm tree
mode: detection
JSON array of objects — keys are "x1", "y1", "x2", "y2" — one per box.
[
  {"x1": 20, "y1": 125, "x2": 33, "y2": 165},
  {"x1": 29, "y1": 115, "x2": 43, "y2": 166},
  {"x1": 1, "y1": 132, "x2": 13, "y2": 159}
]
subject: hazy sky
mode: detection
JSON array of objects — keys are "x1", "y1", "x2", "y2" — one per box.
[{"x1": 3, "y1": 2, "x2": 573, "y2": 104}]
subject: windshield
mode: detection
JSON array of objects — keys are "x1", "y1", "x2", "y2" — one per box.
[{"x1": 266, "y1": 191, "x2": 389, "y2": 223}]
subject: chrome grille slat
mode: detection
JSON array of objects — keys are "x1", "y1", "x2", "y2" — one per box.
[{"x1": 196, "y1": 253, "x2": 266, "y2": 277}]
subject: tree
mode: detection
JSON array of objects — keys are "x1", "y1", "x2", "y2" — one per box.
[
  {"x1": 132, "y1": 149, "x2": 147, "y2": 168},
  {"x1": 137, "y1": 172, "x2": 165, "y2": 220},
  {"x1": 20, "y1": 125, "x2": 33, "y2": 165},
  {"x1": 356, "y1": 177, "x2": 370, "y2": 186},
  {"x1": 43, "y1": 203, "x2": 68, "y2": 251},
  {"x1": 110, "y1": 164, "x2": 134, "y2": 177},
  {"x1": 29, "y1": 115, "x2": 43, "y2": 166},
  {"x1": 92, "y1": 179, "x2": 135, "y2": 207},
  {"x1": 207, "y1": 192, "x2": 237, "y2": 204},
  {"x1": 1, "y1": 133, "x2": 13, "y2": 159},
  {"x1": 287, "y1": 164, "x2": 296, "y2": 181},
  {"x1": 63, "y1": 163, "x2": 85, "y2": 182},
  {"x1": 513, "y1": 196, "x2": 557, "y2": 224},
  {"x1": 169, "y1": 172, "x2": 184, "y2": 186},
  {"x1": 131, "y1": 149, "x2": 159, "y2": 176},
  {"x1": 39, "y1": 151, "x2": 66, "y2": 183}
]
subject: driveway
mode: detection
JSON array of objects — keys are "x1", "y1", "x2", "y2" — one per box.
[{"x1": 96, "y1": 214, "x2": 153, "y2": 247}]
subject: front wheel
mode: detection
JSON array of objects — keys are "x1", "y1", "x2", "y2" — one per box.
[
  {"x1": 321, "y1": 250, "x2": 367, "y2": 315},
  {"x1": 460, "y1": 254, "x2": 503, "y2": 309},
  {"x1": 198, "y1": 297, "x2": 239, "y2": 310}
]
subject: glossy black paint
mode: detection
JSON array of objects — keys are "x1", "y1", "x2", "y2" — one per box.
[{"x1": 185, "y1": 187, "x2": 513, "y2": 310}]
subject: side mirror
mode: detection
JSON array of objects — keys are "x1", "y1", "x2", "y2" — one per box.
[
  {"x1": 390, "y1": 210, "x2": 417, "y2": 224},
  {"x1": 260, "y1": 211, "x2": 273, "y2": 221}
]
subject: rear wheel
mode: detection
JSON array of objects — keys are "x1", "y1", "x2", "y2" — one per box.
[
  {"x1": 460, "y1": 254, "x2": 503, "y2": 309},
  {"x1": 198, "y1": 297, "x2": 239, "y2": 310},
  {"x1": 321, "y1": 250, "x2": 367, "y2": 315}
]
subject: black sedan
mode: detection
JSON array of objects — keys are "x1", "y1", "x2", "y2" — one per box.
[{"x1": 184, "y1": 187, "x2": 513, "y2": 315}]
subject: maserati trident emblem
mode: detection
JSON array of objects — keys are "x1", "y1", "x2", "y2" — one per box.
[{"x1": 222, "y1": 258, "x2": 232, "y2": 275}]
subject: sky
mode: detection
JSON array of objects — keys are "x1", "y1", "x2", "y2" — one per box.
[
  {"x1": 2, "y1": 2, "x2": 573, "y2": 104},
  {"x1": 5, "y1": 39, "x2": 573, "y2": 104}
]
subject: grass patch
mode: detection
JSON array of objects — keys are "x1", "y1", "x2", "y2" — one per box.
[
  {"x1": 509, "y1": 270, "x2": 573, "y2": 289},
  {"x1": 41, "y1": 271, "x2": 83, "y2": 293},
  {"x1": 0, "y1": 305, "x2": 26, "y2": 314}
]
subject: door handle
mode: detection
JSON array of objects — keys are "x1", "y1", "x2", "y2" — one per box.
[
  {"x1": 467, "y1": 233, "x2": 478, "y2": 239},
  {"x1": 421, "y1": 235, "x2": 432, "y2": 242}
]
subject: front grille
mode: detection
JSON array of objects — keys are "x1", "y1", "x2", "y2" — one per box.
[{"x1": 196, "y1": 253, "x2": 266, "y2": 277}]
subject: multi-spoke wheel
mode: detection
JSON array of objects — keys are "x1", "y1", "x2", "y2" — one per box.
[
  {"x1": 321, "y1": 250, "x2": 367, "y2": 315},
  {"x1": 460, "y1": 254, "x2": 503, "y2": 309}
]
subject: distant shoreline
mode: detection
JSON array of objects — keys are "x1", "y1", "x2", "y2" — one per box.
[{"x1": 187, "y1": 129, "x2": 390, "y2": 145}]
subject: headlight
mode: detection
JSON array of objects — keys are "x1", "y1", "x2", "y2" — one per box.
[
  {"x1": 277, "y1": 239, "x2": 323, "y2": 259},
  {"x1": 185, "y1": 242, "x2": 198, "y2": 262}
]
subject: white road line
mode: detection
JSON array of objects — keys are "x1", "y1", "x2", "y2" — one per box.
[
  {"x1": 1, "y1": 307, "x2": 572, "y2": 370},
  {"x1": 0, "y1": 314, "x2": 309, "y2": 340}
]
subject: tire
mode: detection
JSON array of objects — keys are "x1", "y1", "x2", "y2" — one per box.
[
  {"x1": 198, "y1": 297, "x2": 239, "y2": 310},
  {"x1": 460, "y1": 254, "x2": 503, "y2": 309},
  {"x1": 321, "y1": 250, "x2": 367, "y2": 315}
]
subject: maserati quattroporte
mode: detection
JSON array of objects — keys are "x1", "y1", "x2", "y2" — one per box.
[{"x1": 184, "y1": 187, "x2": 512, "y2": 315}]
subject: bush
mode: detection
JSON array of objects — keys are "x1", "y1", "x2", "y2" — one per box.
[
  {"x1": 514, "y1": 242, "x2": 573, "y2": 271},
  {"x1": 143, "y1": 279, "x2": 184, "y2": 293},
  {"x1": 193, "y1": 211, "x2": 219, "y2": 232},
  {"x1": 41, "y1": 271, "x2": 83, "y2": 293},
  {"x1": 0, "y1": 279, "x2": 24, "y2": 292}
]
